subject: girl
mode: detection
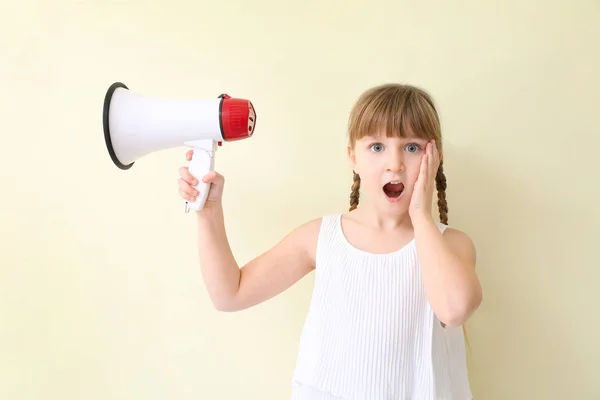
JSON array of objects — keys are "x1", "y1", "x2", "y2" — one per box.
[{"x1": 178, "y1": 83, "x2": 482, "y2": 399}]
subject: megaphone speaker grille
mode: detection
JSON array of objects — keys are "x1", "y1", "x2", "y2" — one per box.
[{"x1": 103, "y1": 82, "x2": 134, "y2": 170}]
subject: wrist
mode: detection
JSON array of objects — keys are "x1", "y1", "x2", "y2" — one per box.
[
  {"x1": 195, "y1": 204, "x2": 224, "y2": 221},
  {"x1": 411, "y1": 211, "x2": 435, "y2": 228}
]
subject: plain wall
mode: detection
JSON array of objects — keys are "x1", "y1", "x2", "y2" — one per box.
[{"x1": 1, "y1": 1, "x2": 599, "y2": 399}]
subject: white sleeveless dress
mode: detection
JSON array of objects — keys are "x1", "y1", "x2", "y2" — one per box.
[{"x1": 290, "y1": 214, "x2": 472, "y2": 400}]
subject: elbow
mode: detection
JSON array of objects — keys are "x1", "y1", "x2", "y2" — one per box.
[
  {"x1": 440, "y1": 286, "x2": 483, "y2": 328},
  {"x1": 212, "y1": 299, "x2": 239, "y2": 312},
  {"x1": 438, "y1": 311, "x2": 465, "y2": 328},
  {"x1": 213, "y1": 303, "x2": 233, "y2": 312},
  {"x1": 210, "y1": 295, "x2": 239, "y2": 312},
  {"x1": 212, "y1": 293, "x2": 247, "y2": 312}
]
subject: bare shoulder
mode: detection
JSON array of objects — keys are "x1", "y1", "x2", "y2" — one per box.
[
  {"x1": 442, "y1": 226, "x2": 477, "y2": 268},
  {"x1": 286, "y1": 216, "x2": 323, "y2": 264}
]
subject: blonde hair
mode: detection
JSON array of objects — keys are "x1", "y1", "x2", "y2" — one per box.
[{"x1": 347, "y1": 83, "x2": 448, "y2": 225}]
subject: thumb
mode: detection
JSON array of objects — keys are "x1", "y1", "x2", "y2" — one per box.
[
  {"x1": 202, "y1": 171, "x2": 225, "y2": 199},
  {"x1": 202, "y1": 170, "x2": 224, "y2": 185}
]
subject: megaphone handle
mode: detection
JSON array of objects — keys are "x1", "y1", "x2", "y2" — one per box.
[{"x1": 185, "y1": 144, "x2": 215, "y2": 212}]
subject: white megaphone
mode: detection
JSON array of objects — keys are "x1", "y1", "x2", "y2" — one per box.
[{"x1": 102, "y1": 82, "x2": 256, "y2": 212}]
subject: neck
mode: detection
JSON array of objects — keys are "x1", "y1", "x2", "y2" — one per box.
[{"x1": 352, "y1": 204, "x2": 413, "y2": 231}]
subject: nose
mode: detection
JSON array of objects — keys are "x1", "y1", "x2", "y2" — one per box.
[{"x1": 386, "y1": 150, "x2": 404, "y2": 173}]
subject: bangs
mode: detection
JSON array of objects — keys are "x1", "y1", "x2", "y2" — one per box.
[{"x1": 348, "y1": 84, "x2": 441, "y2": 143}]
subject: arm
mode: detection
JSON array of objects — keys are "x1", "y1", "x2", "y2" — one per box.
[
  {"x1": 412, "y1": 214, "x2": 482, "y2": 327},
  {"x1": 195, "y1": 205, "x2": 320, "y2": 312}
]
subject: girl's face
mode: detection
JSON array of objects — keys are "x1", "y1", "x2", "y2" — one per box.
[{"x1": 348, "y1": 133, "x2": 431, "y2": 213}]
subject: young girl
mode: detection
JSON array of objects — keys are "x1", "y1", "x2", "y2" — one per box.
[{"x1": 177, "y1": 83, "x2": 482, "y2": 399}]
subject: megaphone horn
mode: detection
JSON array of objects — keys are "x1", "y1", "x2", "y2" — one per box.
[{"x1": 102, "y1": 81, "x2": 256, "y2": 212}]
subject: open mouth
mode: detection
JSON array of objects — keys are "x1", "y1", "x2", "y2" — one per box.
[{"x1": 383, "y1": 181, "x2": 404, "y2": 198}]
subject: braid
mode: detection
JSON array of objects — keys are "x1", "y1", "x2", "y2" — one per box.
[
  {"x1": 349, "y1": 171, "x2": 361, "y2": 211},
  {"x1": 435, "y1": 159, "x2": 466, "y2": 336},
  {"x1": 435, "y1": 160, "x2": 448, "y2": 225},
  {"x1": 435, "y1": 160, "x2": 467, "y2": 338}
]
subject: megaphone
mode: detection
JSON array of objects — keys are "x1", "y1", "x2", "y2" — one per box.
[{"x1": 102, "y1": 82, "x2": 256, "y2": 212}]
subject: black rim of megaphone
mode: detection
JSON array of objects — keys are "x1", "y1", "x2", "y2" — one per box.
[{"x1": 103, "y1": 82, "x2": 134, "y2": 170}]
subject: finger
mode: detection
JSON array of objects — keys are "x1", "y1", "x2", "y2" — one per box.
[
  {"x1": 428, "y1": 141, "x2": 434, "y2": 175},
  {"x1": 178, "y1": 184, "x2": 198, "y2": 201},
  {"x1": 418, "y1": 153, "x2": 428, "y2": 184},
  {"x1": 179, "y1": 188, "x2": 196, "y2": 202},
  {"x1": 178, "y1": 178, "x2": 198, "y2": 197},
  {"x1": 179, "y1": 166, "x2": 198, "y2": 185},
  {"x1": 186, "y1": 149, "x2": 193, "y2": 161},
  {"x1": 202, "y1": 170, "x2": 224, "y2": 185},
  {"x1": 201, "y1": 170, "x2": 216, "y2": 183}
]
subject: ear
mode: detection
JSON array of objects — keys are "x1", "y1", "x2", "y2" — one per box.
[{"x1": 347, "y1": 144, "x2": 356, "y2": 169}]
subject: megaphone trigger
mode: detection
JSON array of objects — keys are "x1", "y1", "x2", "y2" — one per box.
[{"x1": 184, "y1": 139, "x2": 218, "y2": 213}]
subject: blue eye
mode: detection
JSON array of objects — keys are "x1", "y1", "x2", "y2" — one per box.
[
  {"x1": 369, "y1": 143, "x2": 384, "y2": 152},
  {"x1": 405, "y1": 144, "x2": 420, "y2": 153}
]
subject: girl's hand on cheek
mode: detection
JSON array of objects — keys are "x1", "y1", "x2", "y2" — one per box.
[{"x1": 409, "y1": 140, "x2": 440, "y2": 221}]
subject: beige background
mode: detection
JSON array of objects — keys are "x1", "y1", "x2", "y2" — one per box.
[{"x1": 1, "y1": 1, "x2": 599, "y2": 399}]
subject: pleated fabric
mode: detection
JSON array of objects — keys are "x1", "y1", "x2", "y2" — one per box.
[{"x1": 290, "y1": 214, "x2": 472, "y2": 400}]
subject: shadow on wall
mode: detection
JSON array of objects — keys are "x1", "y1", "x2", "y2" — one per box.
[{"x1": 445, "y1": 145, "x2": 596, "y2": 399}]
